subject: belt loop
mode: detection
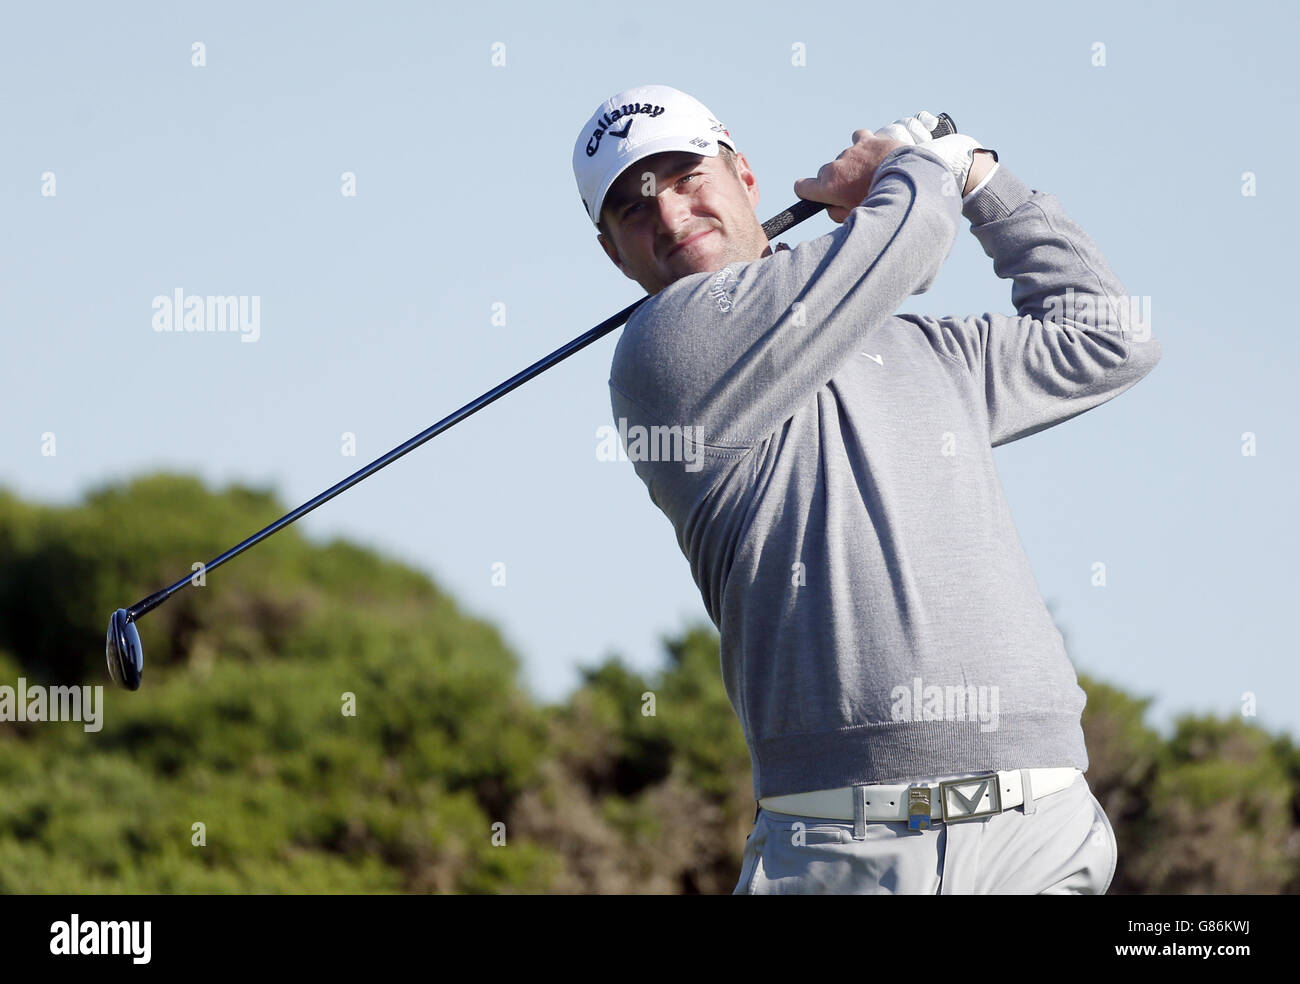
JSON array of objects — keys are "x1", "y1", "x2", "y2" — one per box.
[
  {"x1": 1019, "y1": 769, "x2": 1036, "y2": 815},
  {"x1": 852, "y1": 785, "x2": 867, "y2": 840},
  {"x1": 754, "y1": 801, "x2": 761, "y2": 824}
]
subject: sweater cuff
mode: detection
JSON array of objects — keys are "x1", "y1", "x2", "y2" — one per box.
[
  {"x1": 967, "y1": 163, "x2": 1034, "y2": 227},
  {"x1": 961, "y1": 163, "x2": 1034, "y2": 226}
]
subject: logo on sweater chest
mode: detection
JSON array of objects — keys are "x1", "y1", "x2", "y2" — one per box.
[{"x1": 708, "y1": 266, "x2": 737, "y2": 313}]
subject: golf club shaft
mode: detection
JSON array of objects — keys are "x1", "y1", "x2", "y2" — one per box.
[
  {"x1": 126, "y1": 298, "x2": 643, "y2": 620},
  {"x1": 125, "y1": 113, "x2": 957, "y2": 623}
]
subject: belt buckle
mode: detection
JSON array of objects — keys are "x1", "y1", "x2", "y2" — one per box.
[{"x1": 939, "y1": 772, "x2": 1001, "y2": 823}]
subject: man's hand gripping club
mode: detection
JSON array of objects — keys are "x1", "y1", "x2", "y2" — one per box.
[{"x1": 794, "y1": 111, "x2": 996, "y2": 223}]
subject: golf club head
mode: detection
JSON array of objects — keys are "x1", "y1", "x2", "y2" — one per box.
[{"x1": 106, "y1": 608, "x2": 143, "y2": 690}]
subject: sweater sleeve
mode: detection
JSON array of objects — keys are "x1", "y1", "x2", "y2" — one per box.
[
  {"x1": 609, "y1": 144, "x2": 962, "y2": 449},
  {"x1": 897, "y1": 165, "x2": 1162, "y2": 447}
]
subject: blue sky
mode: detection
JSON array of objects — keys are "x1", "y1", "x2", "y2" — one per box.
[{"x1": 2, "y1": 0, "x2": 1297, "y2": 741}]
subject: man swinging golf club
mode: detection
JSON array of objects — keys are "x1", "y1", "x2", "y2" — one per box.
[{"x1": 574, "y1": 83, "x2": 1160, "y2": 894}]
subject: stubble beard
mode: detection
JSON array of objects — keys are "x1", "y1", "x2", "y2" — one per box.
[{"x1": 658, "y1": 218, "x2": 767, "y2": 292}]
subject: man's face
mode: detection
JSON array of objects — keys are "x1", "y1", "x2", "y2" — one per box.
[{"x1": 597, "y1": 149, "x2": 770, "y2": 295}]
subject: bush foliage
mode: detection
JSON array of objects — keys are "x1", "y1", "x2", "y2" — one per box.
[{"x1": 1, "y1": 474, "x2": 1296, "y2": 893}]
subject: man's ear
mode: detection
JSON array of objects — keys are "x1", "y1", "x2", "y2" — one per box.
[
  {"x1": 734, "y1": 151, "x2": 759, "y2": 209},
  {"x1": 597, "y1": 231, "x2": 626, "y2": 274}
]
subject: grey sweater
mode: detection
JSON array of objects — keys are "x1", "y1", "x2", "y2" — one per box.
[{"x1": 608, "y1": 144, "x2": 1161, "y2": 799}]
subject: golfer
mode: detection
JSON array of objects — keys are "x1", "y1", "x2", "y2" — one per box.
[{"x1": 573, "y1": 84, "x2": 1159, "y2": 894}]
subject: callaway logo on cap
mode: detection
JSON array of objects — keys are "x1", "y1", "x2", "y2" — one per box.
[{"x1": 573, "y1": 83, "x2": 735, "y2": 228}]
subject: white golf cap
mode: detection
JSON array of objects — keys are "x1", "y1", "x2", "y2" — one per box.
[{"x1": 573, "y1": 83, "x2": 736, "y2": 228}]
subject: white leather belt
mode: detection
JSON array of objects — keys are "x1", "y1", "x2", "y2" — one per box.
[{"x1": 758, "y1": 767, "x2": 1081, "y2": 830}]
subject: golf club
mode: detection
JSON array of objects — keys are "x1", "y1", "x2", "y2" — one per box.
[{"x1": 105, "y1": 113, "x2": 958, "y2": 690}]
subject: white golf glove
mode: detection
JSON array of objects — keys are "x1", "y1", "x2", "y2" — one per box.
[
  {"x1": 926, "y1": 133, "x2": 988, "y2": 197},
  {"x1": 876, "y1": 110, "x2": 990, "y2": 196},
  {"x1": 874, "y1": 111, "x2": 942, "y2": 145}
]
